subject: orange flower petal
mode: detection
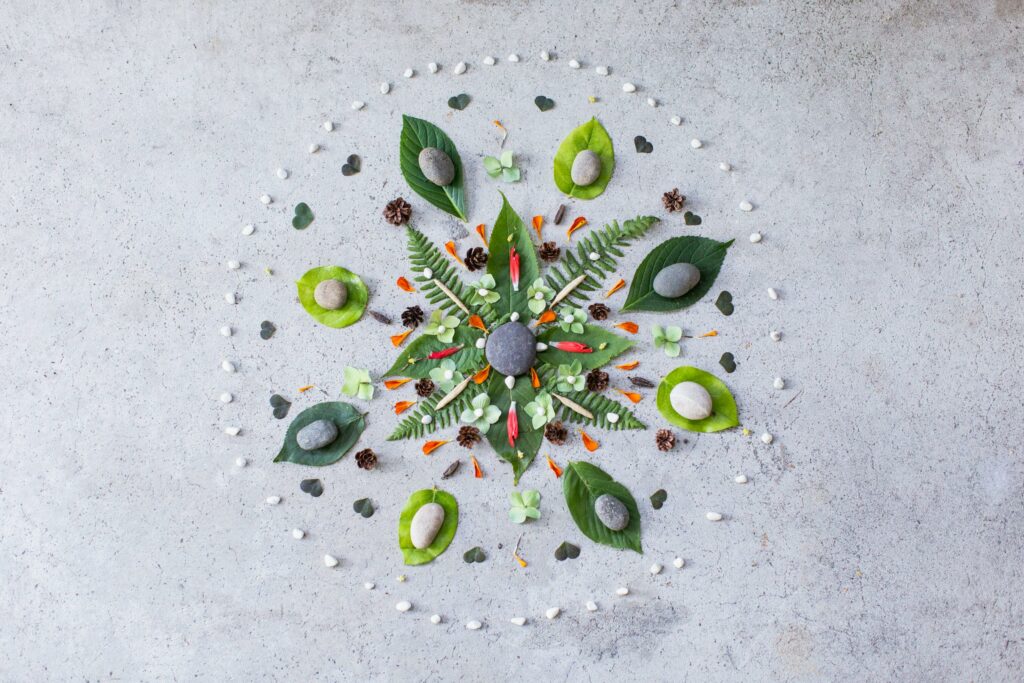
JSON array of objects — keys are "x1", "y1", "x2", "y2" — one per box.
[
  {"x1": 445, "y1": 241, "x2": 465, "y2": 266},
  {"x1": 615, "y1": 360, "x2": 640, "y2": 370},
  {"x1": 394, "y1": 400, "x2": 416, "y2": 415},
  {"x1": 396, "y1": 276, "x2": 415, "y2": 292},
  {"x1": 468, "y1": 314, "x2": 487, "y2": 332},
  {"x1": 530, "y1": 367, "x2": 540, "y2": 389},
  {"x1": 700, "y1": 330, "x2": 718, "y2": 338},
  {"x1": 514, "y1": 552, "x2": 528, "y2": 568},
  {"x1": 546, "y1": 455, "x2": 563, "y2": 478},
  {"x1": 614, "y1": 321, "x2": 639, "y2": 334},
  {"x1": 390, "y1": 329, "x2": 413, "y2": 347},
  {"x1": 472, "y1": 365, "x2": 491, "y2": 384},
  {"x1": 604, "y1": 278, "x2": 626, "y2": 298},
  {"x1": 471, "y1": 455, "x2": 483, "y2": 478},
  {"x1": 566, "y1": 216, "x2": 588, "y2": 240},
  {"x1": 297, "y1": 385, "x2": 314, "y2": 393},
  {"x1": 475, "y1": 223, "x2": 488, "y2": 245},
  {"x1": 580, "y1": 429, "x2": 599, "y2": 452},
  {"x1": 422, "y1": 440, "x2": 449, "y2": 455},
  {"x1": 532, "y1": 215, "x2": 544, "y2": 239},
  {"x1": 384, "y1": 378, "x2": 412, "y2": 390},
  {"x1": 533, "y1": 309, "x2": 556, "y2": 326},
  {"x1": 616, "y1": 389, "x2": 642, "y2": 404}
]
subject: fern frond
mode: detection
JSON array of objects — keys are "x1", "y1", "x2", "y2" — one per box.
[
  {"x1": 406, "y1": 226, "x2": 495, "y2": 321},
  {"x1": 554, "y1": 388, "x2": 646, "y2": 430},
  {"x1": 386, "y1": 387, "x2": 475, "y2": 441}
]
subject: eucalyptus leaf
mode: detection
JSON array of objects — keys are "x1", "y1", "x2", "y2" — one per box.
[
  {"x1": 485, "y1": 193, "x2": 539, "y2": 319},
  {"x1": 398, "y1": 488, "x2": 459, "y2": 565},
  {"x1": 296, "y1": 266, "x2": 368, "y2": 328},
  {"x1": 562, "y1": 461, "x2": 642, "y2": 553},
  {"x1": 300, "y1": 478, "x2": 324, "y2": 497},
  {"x1": 554, "y1": 541, "x2": 580, "y2": 561},
  {"x1": 270, "y1": 394, "x2": 291, "y2": 419},
  {"x1": 715, "y1": 291, "x2": 734, "y2": 316},
  {"x1": 274, "y1": 402, "x2": 366, "y2": 466},
  {"x1": 463, "y1": 546, "x2": 486, "y2": 563},
  {"x1": 656, "y1": 366, "x2": 739, "y2": 433},
  {"x1": 292, "y1": 202, "x2": 315, "y2": 230},
  {"x1": 553, "y1": 118, "x2": 615, "y2": 199},
  {"x1": 399, "y1": 115, "x2": 467, "y2": 220},
  {"x1": 353, "y1": 497, "x2": 374, "y2": 518},
  {"x1": 719, "y1": 352, "x2": 737, "y2": 373},
  {"x1": 260, "y1": 320, "x2": 276, "y2": 340},
  {"x1": 650, "y1": 489, "x2": 667, "y2": 510},
  {"x1": 622, "y1": 236, "x2": 734, "y2": 312}
]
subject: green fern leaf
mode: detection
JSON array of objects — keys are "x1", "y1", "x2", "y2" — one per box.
[
  {"x1": 554, "y1": 389, "x2": 646, "y2": 431},
  {"x1": 406, "y1": 226, "x2": 495, "y2": 322},
  {"x1": 387, "y1": 387, "x2": 475, "y2": 441}
]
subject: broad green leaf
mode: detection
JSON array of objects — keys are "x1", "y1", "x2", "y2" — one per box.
[
  {"x1": 553, "y1": 118, "x2": 615, "y2": 199},
  {"x1": 484, "y1": 372, "x2": 542, "y2": 484},
  {"x1": 656, "y1": 366, "x2": 739, "y2": 432},
  {"x1": 562, "y1": 461, "x2": 642, "y2": 553},
  {"x1": 296, "y1": 266, "x2": 368, "y2": 328},
  {"x1": 399, "y1": 115, "x2": 467, "y2": 221},
  {"x1": 383, "y1": 325, "x2": 484, "y2": 378},
  {"x1": 537, "y1": 324, "x2": 632, "y2": 371},
  {"x1": 274, "y1": 402, "x2": 366, "y2": 466},
  {"x1": 622, "y1": 236, "x2": 734, "y2": 312},
  {"x1": 486, "y1": 193, "x2": 539, "y2": 318},
  {"x1": 398, "y1": 488, "x2": 459, "y2": 565}
]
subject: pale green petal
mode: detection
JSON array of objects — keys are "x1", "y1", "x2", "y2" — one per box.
[
  {"x1": 523, "y1": 507, "x2": 541, "y2": 520},
  {"x1": 483, "y1": 156, "x2": 501, "y2": 173},
  {"x1": 357, "y1": 383, "x2": 374, "y2": 400},
  {"x1": 480, "y1": 274, "x2": 496, "y2": 288},
  {"x1": 651, "y1": 325, "x2": 665, "y2": 341},
  {"x1": 665, "y1": 342, "x2": 681, "y2": 358},
  {"x1": 522, "y1": 490, "x2": 540, "y2": 507},
  {"x1": 502, "y1": 167, "x2": 520, "y2": 183},
  {"x1": 571, "y1": 322, "x2": 584, "y2": 334},
  {"x1": 509, "y1": 508, "x2": 528, "y2": 524},
  {"x1": 439, "y1": 329, "x2": 455, "y2": 343},
  {"x1": 509, "y1": 491, "x2": 524, "y2": 506},
  {"x1": 500, "y1": 150, "x2": 514, "y2": 167},
  {"x1": 460, "y1": 409, "x2": 477, "y2": 424},
  {"x1": 666, "y1": 326, "x2": 683, "y2": 342},
  {"x1": 472, "y1": 393, "x2": 489, "y2": 409},
  {"x1": 531, "y1": 414, "x2": 546, "y2": 430},
  {"x1": 484, "y1": 405, "x2": 501, "y2": 424}
]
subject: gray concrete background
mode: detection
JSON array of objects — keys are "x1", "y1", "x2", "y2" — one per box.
[{"x1": 2, "y1": 1, "x2": 1022, "y2": 680}]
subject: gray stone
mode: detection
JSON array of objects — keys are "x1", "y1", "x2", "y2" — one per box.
[
  {"x1": 669, "y1": 381, "x2": 713, "y2": 420},
  {"x1": 313, "y1": 279, "x2": 347, "y2": 310},
  {"x1": 409, "y1": 502, "x2": 445, "y2": 549},
  {"x1": 652, "y1": 263, "x2": 701, "y2": 298},
  {"x1": 295, "y1": 419, "x2": 338, "y2": 450},
  {"x1": 570, "y1": 149, "x2": 602, "y2": 186},
  {"x1": 418, "y1": 147, "x2": 455, "y2": 185},
  {"x1": 594, "y1": 494, "x2": 629, "y2": 531},
  {"x1": 485, "y1": 322, "x2": 536, "y2": 377}
]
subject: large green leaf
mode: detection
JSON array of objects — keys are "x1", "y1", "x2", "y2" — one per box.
[
  {"x1": 553, "y1": 118, "x2": 615, "y2": 199},
  {"x1": 536, "y1": 324, "x2": 632, "y2": 371},
  {"x1": 406, "y1": 226, "x2": 495, "y2": 322},
  {"x1": 622, "y1": 236, "x2": 734, "y2": 312},
  {"x1": 656, "y1": 366, "x2": 739, "y2": 432},
  {"x1": 398, "y1": 488, "x2": 459, "y2": 565},
  {"x1": 274, "y1": 402, "x2": 365, "y2": 466},
  {"x1": 551, "y1": 388, "x2": 645, "y2": 431},
  {"x1": 383, "y1": 325, "x2": 484, "y2": 378},
  {"x1": 399, "y1": 115, "x2": 467, "y2": 221},
  {"x1": 484, "y1": 373, "x2": 542, "y2": 484},
  {"x1": 562, "y1": 461, "x2": 642, "y2": 553},
  {"x1": 486, "y1": 193, "x2": 538, "y2": 318},
  {"x1": 296, "y1": 266, "x2": 368, "y2": 328}
]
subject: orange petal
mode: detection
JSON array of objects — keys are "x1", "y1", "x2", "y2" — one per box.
[
  {"x1": 604, "y1": 278, "x2": 626, "y2": 298},
  {"x1": 390, "y1": 329, "x2": 413, "y2": 347},
  {"x1": 297, "y1": 385, "x2": 314, "y2": 393},
  {"x1": 422, "y1": 440, "x2": 449, "y2": 455},
  {"x1": 444, "y1": 241, "x2": 465, "y2": 266},
  {"x1": 475, "y1": 223, "x2": 488, "y2": 245},
  {"x1": 546, "y1": 455, "x2": 563, "y2": 478},
  {"x1": 492, "y1": 119, "x2": 506, "y2": 134},
  {"x1": 471, "y1": 455, "x2": 483, "y2": 478},
  {"x1": 473, "y1": 365, "x2": 491, "y2": 384},
  {"x1": 468, "y1": 314, "x2": 487, "y2": 332},
  {"x1": 615, "y1": 360, "x2": 640, "y2": 370},
  {"x1": 700, "y1": 329, "x2": 718, "y2": 338},
  {"x1": 394, "y1": 400, "x2": 416, "y2": 414},
  {"x1": 566, "y1": 216, "x2": 588, "y2": 240},
  {"x1": 580, "y1": 429, "x2": 599, "y2": 452},
  {"x1": 530, "y1": 367, "x2": 541, "y2": 389},
  {"x1": 532, "y1": 215, "x2": 544, "y2": 239},
  {"x1": 614, "y1": 321, "x2": 639, "y2": 334},
  {"x1": 533, "y1": 309, "x2": 556, "y2": 326},
  {"x1": 616, "y1": 389, "x2": 642, "y2": 404},
  {"x1": 396, "y1": 276, "x2": 415, "y2": 292},
  {"x1": 384, "y1": 378, "x2": 412, "y2": 390},
  {"x1": 514, "y1": 552, "x2": 528, "y2": 568}
]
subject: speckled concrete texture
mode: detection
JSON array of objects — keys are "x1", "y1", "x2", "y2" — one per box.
[{"x1": 2, "y1": 1, "x2": 1023, "y2": 680}]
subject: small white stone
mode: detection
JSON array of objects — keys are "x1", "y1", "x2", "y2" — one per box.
[
  {"x1": 241, "y1": 224, "x2": 255, "y2": 236},
  {"x1": 690, "y1": 139, "x2": 703, "y2": 149},
  {"x1": 453, "y1": 61, "x2": 467, "y2": 75},
  {"x1": 505, "y1": 376, "x2": 515, "y2": 389},
  {"x1": 259, "y1": 194, "x2": 272, "y2": 205},
  {"x1": 292, "y1": 528, "x2": 305, "y2": 539},
  {"x1": 749, "y1": 232, "x2": 762, "y2": 243},
  {"x1": 534, "y1": 292, "x2": 544, "y2": 300},
  {"x1": 443, "y1": 370, "x2": 453, "y2": 380},
  {"x1": 265, "y1": 496, "x2": 280, "y2": 505},
  {"x1": 421, "y1": 415, "x2": 432, "y2": 424},
  {"x1": 510, "y1": 311, "x2": 520, "y2": 321},
  {"x1": 479, "y1": 288, "x2": 490, "y2": 297},
  {"x1": 235, "y1": 457, "x2": 247, "y2": 468},
  {"x1": 221, "y1": 360, "x2": 235, "y2": 373},
  {"x1": 428, "y1": 62, "x2": 439, "y2": 73},
  {"x1": 564, "y1": 376, "x2": 575, "y2": 385},
  {"x1": 739, "y1": 200, "x2": 754, "y2": 212},
  {"x1": 396, "y1": 601, "x2": 412, "y2": 612},
  {"x1": 540, "y1": 50, "x2": 550, "y2": 61},
  {"x1": 220, "y1": 326, "x2": 232, "y2": 337},
  {"x1": 351, "y1": 100, "x2": 365, "y2": 110},
  {"x1": 589, "y1": 252, "x2": 600, "y2": 261},
  {"x1": 767, "y1": 287, "x2": 779, "y2": 300},
  {"x1": 403, "y1": 68, "x2": 414, "y2": 78},
  {"x1": 586, "y1": 600, "x2": 598, "y2": 611},
  {"x1": 475, "y1": 338, "x2": 485, "y2": 349},
  {"x1": 276, "y1": 168, "x2": 288, "y2": 179},
  {"x1": 308, "y1": 143, "x2": 320, "y2": 154},
  {"x1": 430, "y1": 614, "x2": 441, "y2": 624},
  {"x1": 650, "y1": 563, "x2": 662, "y2": 575},
  {"x1": 622, "y1": 82, "x2": 637, "y2": 93},
  {"x1": 323, "y1": 121, "x2": 334, "y2": 132},
  {"x1": 224, "y1": 426, "x2": 241, "y2": 436},
  {"x1": 719, "y1": 162, "x2": 731, "y2": 172},
  {"x1": 508, "y1": 53, "x2": 519, "y2": 62},
  {"x1": 735, "y1": 474, "x2": 748, "y2": 484},
  {"x1": 364, "y1": 582, "x2": 375, "y2": 590},
  {"x1": 474, "y1": 408, "x2": 484, "y2": 418},
  {"x1": 380, "y1": 82, "x2": 390, "y2": 94},
  {"x1": 507, "y1": 616, "x2": 527, "y2": 627},
  {"x1": 219, "y1": 392, "x2": 233, "y2": 404},
  {"x1": 563, "y1": 313, "x2": 574, "y2": 323},
  {"x1": 596, "y1": 65, "x2": 609, "y2": 76},
  {"x1": 647, "y1": 97, "x2": 657, "y2": 107},
  {"x1": 545, "y1": 607, "x2": 560, "y2": 620},
  {"x1": 323, "y1": 554, "x2": 339, "y2": 568},
  {"x1": 773, "y1": 377, "x2": 785, "y2": 390},
  {"x1": 706, "y1": 512, "x2": 723, "y2": 522},
  {"x1": 422, "y1": 267, "x2": 433, "y2": 278},
  {"x1": 770, "y1": 330, "x2": 782, "y2": 341},
  {"x1": 224, "y1": 292, "x2": 236, "y2": 304},
  {"x1": 396, "y1": 575, "x2": 406, "y2": 582},
  {"x1": 483, "y1": 55, "x2": 495, "y2": 66},
  {"x1": 466, "y1": 620, "x2": 482, "y2": 630},
  {"x1": 616, "y1": 587, "x2": 629, "y2": 596},
  {"x1": 569, "y1": 59, "x2": 580, "y2": 69},
  {"x1": 673, "y1": 557, "x2": 685, "y2": 569},
  {"x1": 670, "y1": 115, "x2": 682, "y2": 126},
  {"x1": 606, "y1": 413, "x2": 619, "y2": 423},
  {"x1": 536, "y1": 342, "x2": 548, "y2": 351},
  {"x1": 761, "y1": 432, "x2": 774, "y2": 444}
]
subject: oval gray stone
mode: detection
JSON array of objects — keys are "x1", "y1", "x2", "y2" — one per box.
[
  {"x1": 652, "y1": 262, "x2": 701, "y2": 298},
  {"x1": 669, "y1": 381, "x2": 713, "y2": 420},
  {"x1": 410, "y1": 502, "x2": 446, "y2": 549},
  {"x1": 418, "y1": 147, "x2": 456, "y2": 186},
  {"x1": 485, "y1": 322, "x2": 536, "y2": 377},
  {"x1": 594, "y1": 494, "x2": 629, "y2": 531},
  {"x1": 295, "y1": 419, "x2": 338, "y2": 450},
  {"x1": 570, "y1": 149, "x2": 602, "y2": 186},
  {"x1": 313, "y1": 278, "x2": 347, "y2": 310}
]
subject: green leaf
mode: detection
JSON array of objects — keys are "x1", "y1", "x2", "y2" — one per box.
[
  {"x1": 553, "y1": 118, "x2": 615, "y2": 199},
  {"x1": 484, "y1": 373, "x2": 542, "y2": 484},
  {"x1": 296, "y1": 266, "x2": 368, "y2": 328},
  {"x1": 554, "y1": 541, "x2": 580, "y2": 561},
  {"x1": 486, "y1": 194, "x2": 539, "y2": 318},
  {"x1": 398, "y1": 488, "x2": 459, "y2": 565},
  {"x1": 341, "y1": 366, "x2": 373, "y2": 400},
  {"x1": 622, "y1": 236, "x2": 734, "y2": 312},
  {"x1": 719, "y1": 352, "x2": 737, "y2": 373},
  {"x1": 549, "y1": 388, "x2": 645, "y2": 430},
  {"x1": 383, "y1": 325, "x2": 483, "y2": 378},
  {"x1": 274, "y1": 402, "x2": 366, "y2": 466},
  {"x1": 387, "y1": 385, "x2": 474, "y2": 441},
  {"x1": 656, "y1": 366, "x2": 739, "y2": 433},
  {"x1": 537, "y1": 324, "x2": 632, "y2": 371},
  {"x1": 462, "y1": 546, "x2": 486, "y2": 563},
  {"x1": 483, "y1": 156, "x2": 502, "y2": 176},
  {"x1": 650, "y1": 489, "x2": 667, "y2": 510},
  {"x1": 270, "y1": 394, "x2": 291, "y2": 419},
  {"x1": 715, "y1": 290, "x2": 734, "y2": 315},
  {"x1": 292, "y1": 202, "x2": 315, "y2": 230},
  {"x1": 399, "y1": 115, "x2": 467, "y2": 221},
  {"x1": 353, "y1": 498, "x2": 374, "y2": 518},
  {"x1": 562, "y1": 461, "x2": 642, "y2": 553},
  {"x1": 405, "y1": 226, "x2": 494, "y2": 323}
]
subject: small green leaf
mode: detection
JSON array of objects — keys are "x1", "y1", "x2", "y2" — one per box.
[
  {"x1": 553, "y1": 118, "x2": 615, "y2": 199},
  {"x1": 399, "y1": 115, "x2": 467, "y2": 221},
  {"x1": 447, "y1": 93, "x2": 470, "y2": 110},
  {"x1": 486, "y1": 194, "x2": 539, "y2": 319},
  {"x1": 715, "y1": 291, "x2": 734, "y2": 316},
  {"x1": 300, "y1": 479, "x2": 324, "y2": 497},
  {"x1": 554, "y1": 541, "x2": 580, "y2": 561},
  {"x1": 656, "y1": 366, "x2": 739, "y2": 433},
  {"x1": 534, "y1": 95, "x2": 555, "y2": 112},
  {"x1": 622, "y1": 236, "x2": 734, "y2": 312},
  {"x1": 684, "y1": 211, "x2": 702, "y2": 226},
  {"x1": 341, "y1": 366, "x2": 373, "y2": 400},
  {"x1": 260, "y1": 321, "x2": 276, "y2": 340},
  {"x1": 270, "y1": 394, "x2": 291, "y2": 419},
  {"x1": 563, "y1": 461, "x2": 642, "y2": 553},
  {"x1": 463, "y1": 546, "x2": 486, "y2": 563},
  {"x1": 483, "y1": 156, "x2": 502, "y2": 176},
  {"x1": 296, "y1": 266, "x2": 368, "y2": 328},
  {"x1": 353, "y1": 498, "x2": 374, "y2": 517},
  {"x1": 719, "y1": 352, "x2": 737, "y2": 373},
  {"x1": 274, "y1": 402, "x2": 366, "y2": 466},
  {"x1": 650, "y1": 489, "x2": 667, "y2": 510},
  {"x1": 292, "y1": 202, "x2": 315, "y2": 230},
  {"x1": 398, "y1": 489, "x2": 459, "y2": 565}
]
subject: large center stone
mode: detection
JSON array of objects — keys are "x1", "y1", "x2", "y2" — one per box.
[{"x1": 485, "y1": 321, "x2": 537, "y2": 377}]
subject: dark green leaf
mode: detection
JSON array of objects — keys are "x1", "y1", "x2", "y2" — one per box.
[
  {"x1": 353, "y1": 497, "x2": 374, "y2": 517},
  {"x1": 534, "y1": 95, "x2": 554, "y2": 112},
  {"x1": 483, "y1": 373, "x2": 542, "y2": 484},
  {"x1": 405, "y1": 226, "x2": 494, "y2": 321},
  {"x1": 399, "y1": 115, "x2": 467, "y2": 221},
  {"x1": 650, "y1": 489, "x2": 667, "y2": 510},
  {"x1": 715, "y1": 291, "x2": 734, "y2": 316},
  {"x1": 554, "y1": 541, "x2": 580, "y2": 561},
  {"x1": 260, "y1": 320, "x2": 276, "y2": 340},
  {"x1": 684, "y1": 211, "x2": 702, "y2": 226},
  {"x1": 270, "y1": 394, "x2": 291, "y2": 419},
  {"x1": 562, "y1": 461, "x2": 642, "y2": 553},
  {"x1": 486, "y1": 193, "x2": 538, "y2": 318},
  {"x1": 633, "y1": 135, "x2": 653, "y2": 153},
  {"x1": 656, "y1": 366, "x2": 739, "y2": 433},
  {"x1": 292, "y1": 202, "x2": 315, "y2": 230},
  {"x1": 719, "y1": 352, "x2": 737, "y2": 373},
  {"x1": 553, "y1": 118, "x2": 615, "y2": 199},
  {"x1": 462, "y1": 546, "x2": 486, "y2": 563},
  {"x1": 447, "y1": 93, "x2": 470, "y2": 110},
  {"x1": 383, "y1": 325, "x2": 484, "y2": 378},
  {"x1": 622, "y1": 236, "x2": 734, "y2": 312},
  {"x1": 274, "y1": 402, "x2": 366, "y2": 466},
  {"x1": 537, "y1": 323, "x2": 632, "y2": 371},
  {"x1": 342, "y1": 154, "x2": 360, "y2": 176},
  {"x1": 300, "y1": 478, "x2": 324, "y2": 497},
  {"x1": 296, "y1": 266, "x2": 368, "y2": 328},
  {"x1": 398, "y1": 489, "x2": 459, "y2": 565}
]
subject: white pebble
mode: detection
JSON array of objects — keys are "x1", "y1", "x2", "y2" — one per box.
[
  {"x1": 622, "y1": 82, "x2": 637, "y2": 93},
  {"x1": 510, "y1": 312, "x2": 520, "y2": 321},
  {"x1": 324, "y1": 554, "x2": 339, "y2": 568},
  {"x1": 396, "y1": 575, "x2": 406, "y2": 582},
  {"x1": 673, "y1": 557, "x2": 685, "y2": 569},
  {"x1": 422, "y1": 267, "x2": 433, "y2": 278},
  {"x1": 735, "y1": 475, "x2": 748, "y2": 484},
  {"x1": 403, "y1": 68, "x2": 414, "y2": 78},
  {"x1": 690, "y1": 139, "x2": 703, "y2": 149},
  {"x1": 428, "y1": 62, "x2": 439, "y2": 73},
  {"x1": 323, "y1": 121, "x2": 333, "y2": 132},
  {"x1": 739, "y1": 200, "x2": 753, "y2": 212},
  {"x1": 380, "y1": 82, "x2": 390, "y2": 94},
  {"x1": 351, "y1": 100, "x2": 365, "y2": 110},
  {"x1": 259, "y1": 194, "x2": 272, "y2": 205},
  {"x1": 220, "y1": 326, "x2": 232, "y2": 337},
  {"x1": 595, "y1": 65, "x2": 609, "y2": 76},
  {"x1": 535, "y1": 342, "x2": 548, "y2": 351},
  {"x1": 615, "y1": 587, "x2": 629, "y2": 596},
  {"x1": 767, "y1": 287, "x2": 779, "y2": 300},
  {"x1": 719, "y1": 162, "x2": 731, "y2": 172},
  {"x1": 219, "y1": 392, "x2": 233, "y2": 404},
  {"x1": 770, "y1": 330, "x2": 782, "y2": 341},
  {"x1": 705, "y1": 512, "x2": 723, "y2": 522},
  {"x1": 421, "y1": 415, "x2": 432, "y2": 424},
  {"x1": 224, "y1": 292, "x2": 236, "y2": 304},
  {"x1": 749, "y1": 232, "x2": 762, "y2": 243},
  {"x1": 430, "y1": 614, "x2": 441, "y2": 624},
  {"x1": 540, "y1": 50, "x2": 550, "y2": 61},
  {"x1": 276, "y1": 168, "x2": 288, "y2": 179},
  {"x1": 466, "y1": 620, "x2": 482, "y2": 630},
  {"x1": 510, "y1": 616, "x2": 527, "y2": 626},
  {"x1": 221, "y1": 360, "x2": 235, "y2": 373},
  {"x1": 241, "y1": 224, "x2": 255, "y2": 236},
  {"x1": 647, "y1": 97, "x2": 657, "y2": 107},
  {"x1": 308, "y1": 143, "x2": 320, "y2": 154},
  {"x1": 363, "y1": 582, "x2": 375, "y2": 590},
  {"x1": 265, "y1": 496, "x2": 280, "y2": 505},
  {"x1": 606, "y1": 412, "x2": 620, "y2": 423},
  {"x1": 650, "y1": 563, "x2": 662, "y2": 575},
  {"x1": 226, "y1": 259, "x2": 241, "y2": 270},
  {"x1": 569, "y1": 59, "x2": 580, "y2": 69},
  {"x1": 235, "y1": 457, "x2": 247, "y2": 468},
  {"x1": 670, "y1": 115, "x2": 682, "y2": 126},
  {"x1": 505, "y1": 376, "x2": 515, "y2": 389},
  {"x1": 475, "y1": 338, "x2": 485, "y2": 349},
  {"x1": 292, "y1": 528, "x2": 305, "y2": 539},
  {"x1": 761, "y1": 432, "x2": 774, "y2": 444},
  {"x1": 224, "y1": 426, "x2": 241, "y2": 436},
  {"x1": 482, "y1": 55, "x2": 496, "y2": 66},
  {"x1": 545, "y1": 607, "x2": 560, "y2": 620},
  {"x1": 773, "y1": 377, "x2": 785, "y2": 390},
  {"x1": 396, "y1": 601, "x2": 412, "y2": 612},
  {"x1": 586, "y1": 600, "x2": 598, "y2": 611},
  {"x1": 507, "y1": 53, "x2": 519, "y2": 62},
  {"x1": 589, "y1": 252, "x2": 600, "y2": 261},
  {"x1": 453, "y1": 61, "x2": 467, "y2": 75}
]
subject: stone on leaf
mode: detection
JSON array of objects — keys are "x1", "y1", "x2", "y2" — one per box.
[
  {"x1": 418, "y1": 147, "x2": 456, "y2": 186},
  {"x1": 485, "y1": 322, "x2": 536, "y2": 377},
  {"x1": 594, "y1": 493, "x2": 629, "y2": 531},
  {"x1": 570, "y1": 149, "x2": 602, "y2": 186},
  {"x1": 669, "y1": 381, "x2": 713, "y2": 420},
  {"x1": 652, "y1": 263, "x2": 701, "y2": 299},
  {"x1": 296, "y1": 419, "x2": 338, "y2": 450},
  {"x1": 313, "y1": 279, "x2": 348, "y2": 310},
  {"x1": 410, "y1": 502, "x2": 445, "y2": 549}
]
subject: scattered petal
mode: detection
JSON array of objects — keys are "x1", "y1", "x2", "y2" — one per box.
[
  {"x1": 534, "y1": 310, "x2": 557, "y2": 326},
  {"x1": 604, "y1": 278, "x2": 626, "y2": 298},
  {"x1": 472, "y1": 365, "x2": 491, "y2": 384},
  {"x1": 475, "y1": 223, "x2": 488, "y2": 245},
  {"x1": 580, "y1": 429, "x2": 599, "y2": 452},
  {"x1": 390, "y1": 329, "x2": 413, "y2": 347},
  {"x1": 297, "y1": 385, "x2": 314, "y2": 393},
  {"x1": 471, "y1": 455, "x2": 483, "y2": 478},
  {"x1": 394, "y1": 400, "x2": 416, "y2": 415},
  {"x1": 468, "y1": 314, "x2": 487, "y2": 332},
  {"x1": 546, "y1": 455, "x2": 563, "y2": 478},
  {"x1": 551, "y1": 341, "x2": 592, "y2": 353},
  {"x1": 614, "y1": 321, "x2": 639, "y2": 334},
  {"x1": 422, "y1": 440, "x2": 449, "y2": 455},
  {"x1": 616, "y1": 389, "x2": 642, "y2": 404},
  {"x1": 396, "y1": 277, "x2": 415, "y2": 292},
  {"x1": 532, "y1": 215, "x2": 544, "y2": 238},
  {"x1": 700, "y1": 330, "x2": 718, "y2": 338},
  {"x1": 384, "y1": 378, "x2": 412, "y2": 390},
  {"x1": 530, "y1": 367, "x2": 541, "y2": 388},
  {"x1": 616, "y1": 360, "x2": 640, "y2": 370},
  {"x1": 445, "y1": 241, "x2": 465, "y2": 266},
  {"x1": 566, "y1": 216, "x2": 588, "y2": 240}
]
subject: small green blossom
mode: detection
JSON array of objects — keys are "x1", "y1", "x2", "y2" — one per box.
[
  {"x1": 556, "y1": 361, "x2": 585, "y2": 393},
  {"x1": 652, "y1": 325, "x2": 683, "y2": 357},
  {"x1": 460, "y1": 393, "x2": 502, "y2": 431},
  {"x1": 526, "y1": 278, "x2": 554, "y2": 315},
  {"x1": 473, "y1": 274, "x2": 501, "y2": 305},
  {"x1": 558, "y1": 306, "x2": 587, "y2": 334},
  {"x1": 341, "y1": 366, "x2": 374, "y2": 400},
  {"x1": 524, "y1": 391, "x2": 556, "y2": 430},
  {"x1": 508, "y1": 489, "x2": 541, "y2": 523},
  {"x1": 424, "y1": 309, "x2": 460, "y2": 344},
  {"x1": 429, "y1": 359, "x2": 464, "y2": 392},
  {"x1": 483, "y1": 149, "x2": 521, "y2": 183}
]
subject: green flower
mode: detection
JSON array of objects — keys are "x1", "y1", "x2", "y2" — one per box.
[
  {"x1": 341, "y1": 366, "x2": 374, "y2": 400},
  {"x1": 472, "y1": 274, "x2": 501, "y2": 305},
  {"x1": 556, "y1": 361, "x2": 585, "y2": 393},
  {"x1": 653, "y1": 325, "x2": 683, "y2": 357},
  {"x1": 483, "y1": 150, "x2": 521, "y2": 183},
  {"x1": 527, "y1": 278, "x2": 554, "y2": 315},
  {"x1": 429, "y1": 359, "x2": 465, "y2": 393},
  {"x1": 524, "y1": 391, "x2": 556, "y2": 430},
  {"x1": 460, "y1": 393, "x2": 502, "y2": 431},
  {"x1": 424, "y1": 309, "x2": 460, "y2": 344},
  {"x1": 508, "y1": 489, "x2": 541, "y2": 524},
  {"x1": 558, "y1": 306, "x2": 587, "y2": 334}
]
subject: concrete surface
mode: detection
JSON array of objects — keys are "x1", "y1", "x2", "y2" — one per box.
[{"x1": 2, "y1": 1, "x2": 1023, "y2": 680}]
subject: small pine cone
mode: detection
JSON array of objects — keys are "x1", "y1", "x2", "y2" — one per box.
[
  {"x1": 586, "y1": 369, "x2": 609, "y2": 392},
  {"x1": 384, "y1": 197, "x2": 412, "y2": 226},
  {"x1": 456, "y1": 425, "x2": 481, "y2": 448},
  {"x1": 401, "y1": 305, "x2": 424, "y2": 328},
  {"x1": 465, "y1": 247, "x2": 488, "y2": 272},
  {"x1": 538, "y1": 241, "x2": 561, "y2": 263},
  {"x1": 544, "y1": 420, "x2": 568, "y2": 445},
  {"x1": 588, "y1": 303, "x2": 610, "y2": 321},
  {"x1": 415, "y1": 378, "x2": 435, "y2": 398},
  {"x1": 355, "y1": 448, "x2": 378, "y2": 470},
  {"x1": 662, "y1": 188, "x2": 686, "y2": 213},
  {"x1": 655, "y1": 429, "x2": 676, "y2": 452}
]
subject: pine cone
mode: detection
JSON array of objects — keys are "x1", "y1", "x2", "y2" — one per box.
[
  {"x1": 588, "y1": 303, "x2": 610, "y2": 321},
  {"x1": 355, "y1": 448, "x2": 378, "y2": 470},
  {"x1": 538, "y1": 241, "x2": 561, "y2": 262},
  {"x1": 655, "y1": 429, "x2": 676, "y2": 452},
  {"x1": 662, "y1": 188, "x2": 685, "y2": 213},
  {"x1": 384, "y1": 197, "x2": 412, "y2": 225},
  {"x1": 457, "y1": 425, "x2": 481, "y2": 448},
  {"x1": 586, "y1": 369, "x2": 609, "y2": 392},
  {"x1": 544, "y1": 421, "x2": 568, "y2": 445},
  {"x1": 415, "y1": 378, "x2": 435, "y2": 398},
  {"x1": 465, "y1": 247, "x2": 488, "y2": 272},
  {"x1": 401, "y1": 305, "x2": 424, "y2": 328}
]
